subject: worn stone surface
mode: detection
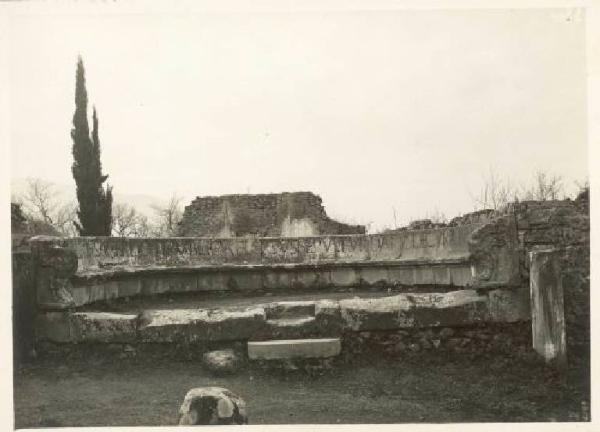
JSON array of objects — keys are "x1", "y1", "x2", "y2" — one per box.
[
  {"x1": 36, "y1": 311, "x2": 138, "y2": 343},
  {"x1": 265, "y1": 301, "x2": 315, "y2": 319},
  {"x1": 28, "y1": 223, "x2": 480, "y2": 273},
  {"x1": 202, "y1": 349, "x2": 242, "y2": 374},
  {"x1": 338, "y1": 290, "x2": 499, "y2": 331},
  {"x1": 530, "y1": 249, "x2": 567, "y2": 366},
  {"x1": 138, "y1": 307, "x2": 266, "y2": 342},
  {"x1": 487, "y1": 288, "x2": 531, "y2": 323},
  {"x1": 468, "y1": 215, "x2": 520, "y2": 286},
  {"x1": 38, "y1": 287, "x2": 530, "y2": 344},
  {"x1": 178, "y1": 387, "x2": 247, "y2": 425},
  {"x1": 343, "y1": 322, "x2": 532, "y2": 357},
  {"x1": 31, "y1": 240, "x2": 79, "y2": 310},
  {"x1": 45, "y1": 261, "x2": 487, "y2": 309},
  {"x1": 248, "y1": 338, "x2": 342, "y2": 360}
]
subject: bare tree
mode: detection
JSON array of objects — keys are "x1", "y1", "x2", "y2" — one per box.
[
  {"x1": 18, "y1": 178, "x2": 78, "y2": 236},
  {"x1": 425, "y1": 208, "x2": 448, "y2": 224},
  {"x1": 520, "y1": 170, "x2": 564, "y2": 201},
  {"x1": 471, "y1": 168, "x2": 570, "y2": 211},
  {"x1": 470, "y1": 168, "x2": 518, "y2": 211},
  {"x1": 112, "y1": 203, "x2": 151, "y2": 237},
  {"x1": 53, "y1": 202, "x2": 78, "y2": 237},
  {"x1": 20, "y1": 178, "x2": 58, "y2": 225},
  {"x1": 151, "y1": 194, "x2": 183, "y2": 237},
  {"x1": 134, "y1": 215, "x2": 151, "y2": 237}
]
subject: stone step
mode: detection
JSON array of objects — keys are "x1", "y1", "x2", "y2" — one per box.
[
  {"x1": 247, "y1": 338, "x2": 341, "y2": 360},
  {"x1": 36, "y1": 289, "x2": 530, "y2": 344},
  {"x1": 265, "y1": 316, "x2": 316, "y2": 327},
  {"x1": 262, "y1": 316, "x2": 321, "y2": 339},
  {"x1": 265, "y1": 301, "x2": 316, "y2": 320}
]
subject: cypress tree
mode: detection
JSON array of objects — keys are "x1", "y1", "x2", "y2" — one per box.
[{"x1": 71, "y1": 57, "x2": 113, "y2": 236}]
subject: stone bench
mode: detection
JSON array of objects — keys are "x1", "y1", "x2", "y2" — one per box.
[{"x1": 29, "y1": 217, "x2": 520, "y2": 310}]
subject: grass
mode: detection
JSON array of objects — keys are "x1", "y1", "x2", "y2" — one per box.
[{"x1": 13, "y1": 346, "x2": 590, "y2": 428}]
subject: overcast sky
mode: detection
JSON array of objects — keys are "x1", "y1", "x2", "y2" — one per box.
[{"x1": 8, "y1": 6, "x2": 587, "y2": 231}]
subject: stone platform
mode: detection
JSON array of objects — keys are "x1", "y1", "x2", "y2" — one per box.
[{"x1": 36, "y1": 287, "x2": 530, "y2": 345}]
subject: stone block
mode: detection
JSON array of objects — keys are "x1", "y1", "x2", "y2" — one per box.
[
  {"x1": 262, "y1": 270, "x2": 292, "y2": 291},
  {"x1": 117, "y1": 278, "x2": 142, "y2": 298},
  {"x1": 197, "y1": 272, "x2": 231, "y2": 291},
  {"x1": 202, "y1": 349, "x2": 242, "y2": 374},
  {"x1": 339, "y1": 291, "x2": 489, "y2": 331},
  {"x1": 139, "y1": 307, "x2": 266, "y2": 343},
  {"x1": 261, "y1": 317, "x2": 319, "y2": 340},
  {"x1": 314, "y1": 300, "x2": 344, "y2": 335},
  {"x1": 70, "y1": 285, "x2": 92, "y2": 307},
  {"x1": 36, "y1": 312, "x2": 72, "y2": 343},
  {"x1": 414, "y1": 267, "x2": 436, "y2": 285},
  {"x1": 36, "y1": 311, "x2": 138, "y2": 343},
  {"x1": 530, "y1": 249, "x2": 567, "y2": 367},
  {"x1": 387, "y1": 267, "x2": 415, "y2": 286},
  {"x1": 487, "y1": 288, "x2": 530, "y2": 322},
  {"x1": 103, "y1": 280, "x2": 120, "y2": 300},
  {"x1": 140, "y1": 276, "x2": 176, "y2": 296},
  {"x1": 89, "y1": 284, "x2": 108, "y2": 303},
  {"x1": 226, "y1": 272, "x2": 263, "y2": 291},
  {"x1": 179, "y1": 387, "x2": 247, "y2": 425},
  {"x1": 292, "y1": 269, "x2": 325, "y2": 290},
  {"x1": 432, "y1": 266, "x2": 451, "y2": 285},
  {"x1": 449, "y1": 266, "x2": 473, "y2": 286},
  {"x1": 247, "y1": 338, "x2": 341, "y2": 360},
  {"x1": 339, "y1": 295, "x2": 415, "y2": 331},
  {"x1": 70, "y1": 312, "x2": 138, "y2": 343},
  {"x1": 265, "y1": 301, "x2": 315, "y2": 320},
  {"x1": 329, "y1": 267, "x2": 358, "y2": 287}
]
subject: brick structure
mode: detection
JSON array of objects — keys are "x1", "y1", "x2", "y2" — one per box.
[{"x1": 178, "y1": 192, "x2": 365, "y2": 238}]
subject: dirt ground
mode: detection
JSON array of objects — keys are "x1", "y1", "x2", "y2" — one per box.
[{"x1": 13, "y1": 347, "x2": 590, "y2": 428}]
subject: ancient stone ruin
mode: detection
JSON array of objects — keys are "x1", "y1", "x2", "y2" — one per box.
[
  {"x1": 178, "y1": 191, "x2": 365, "y2": 237},
  {"x1": 11, "y1": 192, "x2": 590, "y2": 375}
]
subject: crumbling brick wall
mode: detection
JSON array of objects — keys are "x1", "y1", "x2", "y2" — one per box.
[
  {"x1": 178, "y1": 192, "x2": 365, "y2": 237},
  {"x1": 507, "y1": 193, "x2": 590, "y2": 356}
]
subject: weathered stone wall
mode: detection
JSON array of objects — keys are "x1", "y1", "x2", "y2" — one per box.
[
  {"x1": 561, "y1": 246, "x2": 590, "y2": 356},
  {"x1": 29, "y1": 216, "x2": 523, "y2": 309},
  {"x1": 30, "y1": 223, "x2": 484, "y2": 272},
  {"x1": 12, "y1": 250, "x2": 36, "y2": 365},
  {"x1": 178, "y1": 192, "x2": 365, "y2": 237},
  {"x1": 344, "y1": 322, "x2": 532, "y2": 357}
]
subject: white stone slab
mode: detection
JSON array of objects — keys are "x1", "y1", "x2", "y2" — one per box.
[{"x1": 248, "y1": 338, "x2": 341, "y2": 360}]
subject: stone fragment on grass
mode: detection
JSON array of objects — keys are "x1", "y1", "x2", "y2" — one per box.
[
  {"x1": 202, "y1": 349, "x2": 241, "y2": 374},
  {"x1": 178, "y1": 387, "x2": 247, "y2": 425}
]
